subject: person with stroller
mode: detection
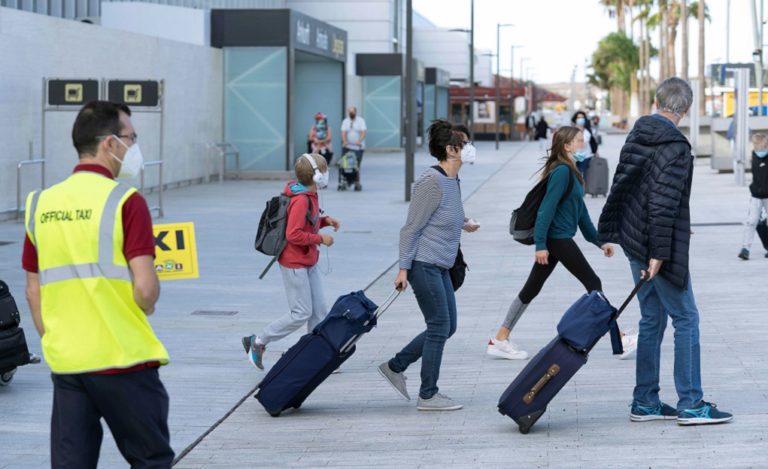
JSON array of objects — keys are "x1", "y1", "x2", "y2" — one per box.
[{"x1": 340, "y1": 106, "x2": 367, "y2": 191}]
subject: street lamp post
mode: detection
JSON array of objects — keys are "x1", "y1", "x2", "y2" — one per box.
[
  {"x1": 469, "y1": 0, "x2": 475, "y2": 140},
  {"x1": 405, "y1": 0, "x2": 415, "y2": 201},
  {"x1": 495, "y1": 23, "x2": 513, "y2": 150},
  {"x1": 509, "y1": 45, "x2": 522, "y2": 140}
]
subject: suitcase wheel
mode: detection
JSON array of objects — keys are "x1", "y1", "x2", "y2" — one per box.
[
  {"x1": 268, "y1": 410, "x2": 282, "y2": 417},
  {"x1": 292, "y1": 404, "x2": 301, "y2": 409},
  {"x1": 0, "y1": 368, "x2": 17, "y2": 386},
  {"x1": 518, "y1": 424, "x2": 530, "y2": 435}
]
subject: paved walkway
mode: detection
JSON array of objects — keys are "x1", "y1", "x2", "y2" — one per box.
[{"x1": 1, "y1": 136, "x2": 766, "y2": 468}]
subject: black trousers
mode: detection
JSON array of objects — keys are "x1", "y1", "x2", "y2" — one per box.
[
  {"x1": 518, "y1": 238, "x2": 602, "y2": 304},
  {"x1": 51, "y1": 367, "x2": 173, "y2": 469}
]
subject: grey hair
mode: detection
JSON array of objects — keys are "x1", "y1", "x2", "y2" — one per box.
[{"x1": 655, "y1": 77, "x2": 693, "y2": 116}]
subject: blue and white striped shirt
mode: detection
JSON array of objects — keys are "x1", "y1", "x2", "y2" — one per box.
[{"x1": 399, "y1": 167, "x2": 465, "y2": 270}]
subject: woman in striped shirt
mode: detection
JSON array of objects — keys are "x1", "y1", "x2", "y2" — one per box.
[{"x1": 377, "y1": 120, "x2": 478, "y2": 412}]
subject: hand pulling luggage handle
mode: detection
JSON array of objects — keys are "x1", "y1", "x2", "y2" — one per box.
[
  {"x1": 523, "y1": 364, "x2": 560, "y2": 405},
  {"x1": 339, "y1": 289, "x2": 401, "y2": 354}
]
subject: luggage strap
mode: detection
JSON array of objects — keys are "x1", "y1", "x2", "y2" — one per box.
[
  {"x1": 607, "y1": 277, "x2": 648, "y2": 355},
  {"x1": 340, "y1": 290, "x2": 400, "y2": 354}
]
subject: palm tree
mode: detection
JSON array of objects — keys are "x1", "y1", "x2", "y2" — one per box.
[
  {"x1": 601, "y1": 0, "x2": 628, "y2": 33},
  {"x1": 681, "y1": 0, "x2": 689, "y2": 80}
]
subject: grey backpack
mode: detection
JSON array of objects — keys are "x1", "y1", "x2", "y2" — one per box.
[{"x1": 254, "y1": 194, "x2": 313, "y2": 279}]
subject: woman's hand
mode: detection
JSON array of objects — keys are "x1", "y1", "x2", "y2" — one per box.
[
  {"x1": 394, "y1": 269, "x2": 408, "y2": 291},
  {"x1": 535, "y1": 250, "x2": 549, "y2": 265},
  {"x1": 601, "y1": 243, "x2": 614, "y2": 257}
]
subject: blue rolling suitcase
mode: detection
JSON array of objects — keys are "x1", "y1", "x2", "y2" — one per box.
[
  {"x1": 255, "y1": 290, "x2": 398, "y2": 416},
  {"x1": 498, "y1": 280, "x2": 645, "y2": 434}
]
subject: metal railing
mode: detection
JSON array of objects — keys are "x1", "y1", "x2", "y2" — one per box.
[
  {"x1": 16, "y1": 159, "x2": 46, "y2": 220},
  {"x1": 208, "y1": 143, "x2": 240, "y2": 183},
  {"x1": 140, "y1": 160, "x2": 164, "y2": 218}
]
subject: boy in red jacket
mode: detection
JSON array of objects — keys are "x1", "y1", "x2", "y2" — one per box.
[{"x1": 243, "y1": 154, "x2": 340, "y2": 369}]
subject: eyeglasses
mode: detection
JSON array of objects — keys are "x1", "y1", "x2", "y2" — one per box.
[{"x1": 97, "y1": 133, "x2": 138, "y2": 144}]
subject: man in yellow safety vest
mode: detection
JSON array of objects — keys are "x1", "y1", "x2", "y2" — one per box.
[{"x1": 22, "y1": 101, "x2": 173, "y2": 468}]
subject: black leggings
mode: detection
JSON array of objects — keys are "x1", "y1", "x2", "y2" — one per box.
[{"x1": 518, "y1": 238, "x2": 602, "y2": 304}]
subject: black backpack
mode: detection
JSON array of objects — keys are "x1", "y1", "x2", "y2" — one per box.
[
  {"x1": 509, "y1": 167, "x2": 574, "y2": 245},
  {"x1": 254, "y1": 193, "x2": 314, "y2": 279}
]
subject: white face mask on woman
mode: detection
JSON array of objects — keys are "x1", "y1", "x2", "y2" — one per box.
[
  {"x1": 461, "y1": 142, "x2": 477, "y2": 164},
  {"x1": 109, "y1": 136, "x2": 144, "y2": 179}
]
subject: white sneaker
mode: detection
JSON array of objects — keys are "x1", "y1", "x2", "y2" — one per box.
[
  {"x1": 486, "y1": 338, "x2": 529, "y2": 360},
  {"x1": 619, "y1": 333, "x2": 638, "y2": 360}
]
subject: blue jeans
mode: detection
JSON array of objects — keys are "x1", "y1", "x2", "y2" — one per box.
[
  {"x1": 627, "y1": 258, "x2": 703, "y2": 411},
  {"x1": 388, "y1": 261, "x2": 457, "y2": 399}
]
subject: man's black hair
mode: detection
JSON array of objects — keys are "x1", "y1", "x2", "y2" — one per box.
[{"x1": 72, "y1": 101, "x2": 131, "y2": 157}]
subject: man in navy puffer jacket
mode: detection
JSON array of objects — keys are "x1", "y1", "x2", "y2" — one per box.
[{"x1": 599, "y1": 77, "x2": 732, "y2": 426}]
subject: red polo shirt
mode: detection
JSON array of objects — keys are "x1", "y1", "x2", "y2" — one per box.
[{"x1": 22, "y1": 163, "x2": 158, "y2": 374}]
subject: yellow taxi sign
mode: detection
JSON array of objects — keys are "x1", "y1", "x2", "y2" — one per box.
[{"x1": 153, "y1": 222, "x2": 199, "y2": 281}]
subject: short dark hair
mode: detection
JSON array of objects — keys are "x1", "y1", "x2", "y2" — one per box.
[
  {"x1": 72, "y1": 101, "x2": 131, "y2": 157},
  {"x1": 453, "y1": 124, "x2": 471, "y2": 139},
  {"x1": 427, "y1": 119, "x2": 464, "y2": 161}
]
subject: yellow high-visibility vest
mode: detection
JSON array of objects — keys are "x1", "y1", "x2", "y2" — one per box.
[{"x1": 25, "y1": 171, "x2": 169, "y2": 374}]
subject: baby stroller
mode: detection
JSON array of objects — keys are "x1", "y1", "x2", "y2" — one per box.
[
  {"x1": 337, "y1": 151, "x2": 359, "y2": 191},
  {"x1": 1, "y1": 280, "x2": 40, "y2": 386}
]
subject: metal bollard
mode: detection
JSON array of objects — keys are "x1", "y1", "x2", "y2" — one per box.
[
  {"x1": 140, "y1": 160, "x2": 164, "y2": 218},
  {"x1": 16, "y1": 159, "x2": 46, "y2": 220}
]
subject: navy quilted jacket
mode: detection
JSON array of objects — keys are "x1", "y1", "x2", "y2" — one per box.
[{"x1": 598, "y1": 115, "x2": 693, "y2": 289}]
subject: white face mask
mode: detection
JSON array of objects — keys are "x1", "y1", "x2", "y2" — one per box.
[
  {"x1": 109, "y1": 136, "x2": 143, "y2": 179},
  {"x1": 461, "y1": 143, "x2": 477, "y2": 164},
  {"x1": 317, "y1": 170, "x2": 330, "y2": 189}
]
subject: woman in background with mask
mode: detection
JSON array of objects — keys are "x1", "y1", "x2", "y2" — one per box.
[
  {"x1": 377, "y1": 120, "x2": 478, "y2": 412},
  {"x1": 486, "y1": 126, "x2": 623, "y2": 360},
  {"x1": 571, "y1": 110, "x2": 598, "y2": 177}
]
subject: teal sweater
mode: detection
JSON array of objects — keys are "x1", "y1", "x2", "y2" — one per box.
[{"x1": 533, "y1": 165, "x2": 602, "y2": 251}]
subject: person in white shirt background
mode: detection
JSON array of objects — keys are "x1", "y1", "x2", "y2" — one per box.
[{"x1": 341, "y1": 106, "x2": 367, "y2": 191}]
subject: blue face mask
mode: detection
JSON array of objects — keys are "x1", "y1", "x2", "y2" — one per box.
[
  {"x1": 575, "y1": 118, "x2": 586, "y2": 126},
  {"x1": 756, "y1": 150, "x2": 768, "y2": 158},
  {"x1": 573, "y1": 150, "x2": 589, "y2": 162}
]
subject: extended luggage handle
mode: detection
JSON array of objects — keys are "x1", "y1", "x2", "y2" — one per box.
[
  {"x1": 340, "y1": 289, "x2": 400, "y2": 354},
  {"x1": 613, "y1": 276, "x2": 648, "y2": 321}
]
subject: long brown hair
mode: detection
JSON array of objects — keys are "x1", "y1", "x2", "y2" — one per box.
[{"x1": 539, "y1": 126, "x2": 585, "y2": 185}]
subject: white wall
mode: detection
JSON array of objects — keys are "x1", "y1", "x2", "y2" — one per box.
[
  {"x1": 101, "y1": 2, "x2": 210, "y2": 46},
  {"x1": 0, "y1": 7, "x2": 223, "y2": 214}
]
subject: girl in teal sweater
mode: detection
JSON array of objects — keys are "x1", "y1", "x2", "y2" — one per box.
[{"x1": 487, "y1": 126, "x2": 621, "y2": 360}]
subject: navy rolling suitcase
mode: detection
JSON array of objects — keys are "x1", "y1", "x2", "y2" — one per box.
[
  {"x1": 757, "y1": 217, "x2": 768, "y2": 251},
  {"x1": 255, "y1": 290, "x2": 398, "y2": 416},
  {"x1": 498, "y1": 280, "x2": 645, "y2": 434}
]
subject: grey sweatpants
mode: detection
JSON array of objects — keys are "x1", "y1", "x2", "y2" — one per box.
[{"x1": 260, "y1": 265, "x2": 328, "y2": 345}]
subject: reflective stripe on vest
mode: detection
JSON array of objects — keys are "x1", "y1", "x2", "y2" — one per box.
[{"x1": 30, "y1": 184, "x2": 133, "y2": 286}]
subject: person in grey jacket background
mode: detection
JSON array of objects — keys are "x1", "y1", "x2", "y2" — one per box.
[
  {"x1": 598, "y1": 77, "x2": 732, "y2": 425},
  {"x1": 377, "y1": 120, "x2": 478, "y2": 412}
]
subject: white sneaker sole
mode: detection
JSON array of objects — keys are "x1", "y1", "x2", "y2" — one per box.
[
  {"x1": 619, "y1": 348, "x2": 637, "y2": 360},
  {"x1": 417, "y1": 404, "x2": 463, "y2": 411},
  {"x1": 630, "y1": 413, "x2": 677, "y2": 422},
  {"x1": 677, "y1": 416, "x2": 733, "y2": 426},
  {"x1": 377, "y1": 366, "x2": 410, "y2": 401},
  {"x1": 486, "y1": 347, "x2": 529, "y2": 360}
]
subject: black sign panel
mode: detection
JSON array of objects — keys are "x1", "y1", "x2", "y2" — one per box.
[
  {"x1": 356, "y1": 54, "x2": 403, "y2": 76},
  {"x1": 107, "y1": 80, "x2": 160, "y2": 107},
  {"x1": 47, "y1": 79, "x2": 99, "y2": 106}
]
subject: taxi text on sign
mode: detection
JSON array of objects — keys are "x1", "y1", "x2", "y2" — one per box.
[{"x1": 152, "y1": 222, "x2": 199, "y2": 281}]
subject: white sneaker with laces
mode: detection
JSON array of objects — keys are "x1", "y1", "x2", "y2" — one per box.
[
  {"x1": 486, "y1": 338, "x2": 529, "y2": 360},
  {"x1": 619, "y1": 333, "x2": 638, "y2": 360}
]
